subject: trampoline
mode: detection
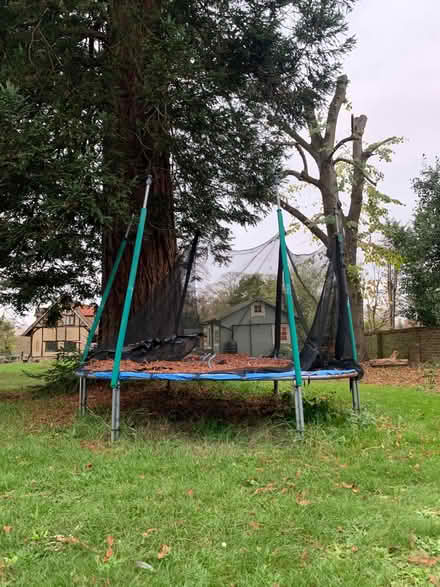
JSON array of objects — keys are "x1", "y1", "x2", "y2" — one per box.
[
  {"x1": 77, "y1": 365, "x2": 361, "y2": 442},
  {"x1": 76, "y1": 181, "x2": 362, "y2": 441}
]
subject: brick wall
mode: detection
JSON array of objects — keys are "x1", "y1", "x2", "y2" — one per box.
[{"x1": 365, "y1": 327, "x2": 440, "y2": 362}]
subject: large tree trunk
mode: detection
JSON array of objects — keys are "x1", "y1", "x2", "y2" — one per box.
[
  {"x1": 344, "y1": 228, "x2": 366, "y2": 359},
  {"x1": 99, "y1": 0, "x2": 178, "y2": 346},
  {"x1": 344, "y1": 115, "x2": 368, "y2": 360}
]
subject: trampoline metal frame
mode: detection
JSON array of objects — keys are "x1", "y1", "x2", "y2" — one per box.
[{"x1": 77, "y1": 370, "x2": 361, "y2": 442}]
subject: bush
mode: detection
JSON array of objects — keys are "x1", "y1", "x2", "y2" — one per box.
[{"x1": 27, "y1": 351, "x2": 80, "y2": 395}]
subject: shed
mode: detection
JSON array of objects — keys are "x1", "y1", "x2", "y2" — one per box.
[{"x1": 202, "y1": 298, "x2": 290, "y2": 357}]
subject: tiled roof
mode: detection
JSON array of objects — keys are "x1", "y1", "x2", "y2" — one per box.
[{"x1": 78, "y1": 305, "x2": 95, "y2": 318}]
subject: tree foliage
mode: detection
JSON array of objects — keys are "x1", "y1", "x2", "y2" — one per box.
[
  {"x1": 0, "y1": 0, "x2": 355, "y2": 319},
  {"x1": 394, "y1": 159, "x2": 440, "y2": 326},
  {"x1": 0, "y1": 315, "x2": 15, "y2": 354}
]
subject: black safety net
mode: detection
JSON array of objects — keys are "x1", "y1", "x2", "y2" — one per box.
[
  {"x1": 88, "y1": 233, "x2": 202, "y2": 363},
  {"x1": 88, "y1": 228, "x2": 362, "y2": 377}
]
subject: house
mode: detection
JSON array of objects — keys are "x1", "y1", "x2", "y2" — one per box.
[
  {"x1": 202, "y1": 298, "x2": 290, "y2": 357},
  {"x1": 23, "y1": 304, "x2": 95, "y2": 359}
]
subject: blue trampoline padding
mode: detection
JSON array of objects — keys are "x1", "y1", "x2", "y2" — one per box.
[{"x1": 76, "y1": 368, "x2": 358, "y2": 382}]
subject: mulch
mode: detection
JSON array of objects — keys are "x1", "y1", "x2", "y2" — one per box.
[
  {"x1": 85, "y1": 353, "x2": 435, "y2": 389},
  {"x1": 86, "y1": 353, "x2": 293, "y2": 374},
  {"x1": 361, "y1": 363, "x2": 434, "y2": 387}
]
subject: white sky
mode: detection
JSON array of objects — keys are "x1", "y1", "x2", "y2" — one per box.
[{"x1": 232, "y1": 0, "x2": 440, "y2": 250}]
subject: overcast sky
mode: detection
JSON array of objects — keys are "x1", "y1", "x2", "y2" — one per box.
[{"x1": 233, "y1": 0, "x2": 440, "y2": 249}]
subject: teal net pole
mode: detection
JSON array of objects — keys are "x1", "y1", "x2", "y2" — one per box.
[
  {"x1": 80, "y1": 216, "x2": 134, "y2": 367},
  {"x1": 111, "y1": 176, "x2": 152, "y2": 389},
  {"x1": 276, "y1": 197, "x2": 303, "y2": 387}
]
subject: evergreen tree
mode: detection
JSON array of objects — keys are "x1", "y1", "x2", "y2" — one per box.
[
  {"x1": 395, "y1": 159, "x2": 440, "y2": 326},
  {"x1": 0, "y1": 1, "x2": 355, "y2": 344}
]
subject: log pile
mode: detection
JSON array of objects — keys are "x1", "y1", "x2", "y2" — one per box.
[{"x1": 369, "y1": 350, "x2": 408, "y2": 368}]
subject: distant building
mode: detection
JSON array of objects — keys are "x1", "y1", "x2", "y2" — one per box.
[
  {"x1": 202, "y1": 298, "x2": 290, "y2": 356},
  {"x1": 23, "y1": 304, "x2": 95, "y2": 359}
]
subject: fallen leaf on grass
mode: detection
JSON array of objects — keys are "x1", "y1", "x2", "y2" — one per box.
[
  {"x1": 337, "y1": 482, "x2": 360, "y2": 493},
  {"x1": 254, "y1": 483, "x2": 276, "y2": 495},
  {"x1": 408, "y1": 553, "x2": 439, "y2": 567},
  {"x1": 142, "y1": 528, "x2": 158, "y2": 537},
  {"x1": 296, "y1": 492, "x2": 311, "y2": 506},
  {"x1": 300, "y1": 549, "x2": 309, "y2": 565},
  {"x1": 187, "y1": 489, "x2": 194, "y2": 496},
  {"x1": 103, "y1": 536, "x2": 114, "y2": 563},
  {"x1": 135, "y1": 560, "x2": 154, "y2": 572},
  {"x1": 85, "y1": 463, "x2": 93, "y2": 469},
  {"x1": 158, "y1": 544, "x2": 170, "y2": 560},
  {"x1": 351, "y1": 546, "x2": 359, "y2": 553},
  {"x1": 249, "y1": 521, "x2": 262, "y2": 530},
  {"x1": 3, "y1": 526, "x2": 12, "y2": 534},
  {"x1": 56, "y1": 535, "x2": 79, "y2": 544}
]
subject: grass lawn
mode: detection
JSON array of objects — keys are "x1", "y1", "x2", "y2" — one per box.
[
  {"x1": 0, "y1": 361, "x2": 52, "y2": 393},
  {"x1": 1, "y1": 372, "x2": 440, "y2": 586}
]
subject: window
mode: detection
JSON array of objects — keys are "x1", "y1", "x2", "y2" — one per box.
[
  {"x1": 251, "y1": 302, "x2": 265, "y2": 317},
  {"x1": 63, "y1": 341, "x2": 77, "y2": 353},
  {"x1": 280, "y1": 324, "x2": 290, "y2": 343},
  {"x1": 45, "y1": 341, "x2": 58, "y2": 353},
  {"x1": 64, "y1": 313, "x2": 75, "y2": 325}
]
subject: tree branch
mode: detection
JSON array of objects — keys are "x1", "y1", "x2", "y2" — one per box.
[
  {"x1": 268, "y1": 115, "x2": 315, "y2": 159},
  {"x1": 363, "y1": 136, "x2": 399, "y2": 159},
  {"x1": 282, "y1": 168, "x2": 321, "y2": 189},
  {"x1": 293, "y1": 143, "x2": 308, "y2": 177},
  {"x1": 280, "y1": 200, "x2": 328, "y2": 247},
  {"x1": 304, "y1": 106, "x2": 323, "y2": 153},
  {"x1": 327, "y1": 135, "x2": 355, "y2": 160},
  {"x1": 324, "y1": 74, "x2": 349, "y2": 148},
  {"x1": 334, "y1": 158, "x2": 377, "y2": 186}
]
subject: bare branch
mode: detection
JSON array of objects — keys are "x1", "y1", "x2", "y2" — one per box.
[
  {"x1": 304, "y1": 106, "x2": 323, "y2": 153},
  {"x1": 280, "y1": 200, "x2": 328, "y2": 247},
  {"x1": 363, "y1": 136, "x2": 399, "y2": 159},
  {"x1": 293, "y1": 143, "x2": 308, "y2": 177},
  {"x1": 327, "y1": 135, "x2": 355, "y2": 160},
  {"x1": 334, "y1": 157, "x2": 377, "y2": 186},
  {"x1": 324, "y1": 74, "x2": 349, "y2": 148},
  {"x1": 282, "y1": 168, "x2": 321, "y2": 189},
  {"x1": 268, "y1": 115, "x2": 315, "y2": 158}
]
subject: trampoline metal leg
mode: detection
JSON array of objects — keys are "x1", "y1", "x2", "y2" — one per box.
[
  {"x1": 79, "y1": 376, "x2": 87, "y2": 416},
  {"x1": 111, "y1": 382, "x2": 121, "y2": 442},
  {"x1": 273, "y1": 380, "x2": 279, "y2": 395},
  {"x1": 350, "y1": 378, "x2": 361, "y2": 412},
  {"x1": 79, "y1": 377, "x2": 83, "y2": 414},
  {"x1": 293, "y1": 384, "x2": 304, "y2": 436},
  {"x1": 83, "y1": 377, "x2": 88, "y2": 412}
]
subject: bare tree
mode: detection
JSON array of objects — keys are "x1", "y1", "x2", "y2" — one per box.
[{"x1": 276, "y1": 75, "x2": 398, "y2": 358}]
